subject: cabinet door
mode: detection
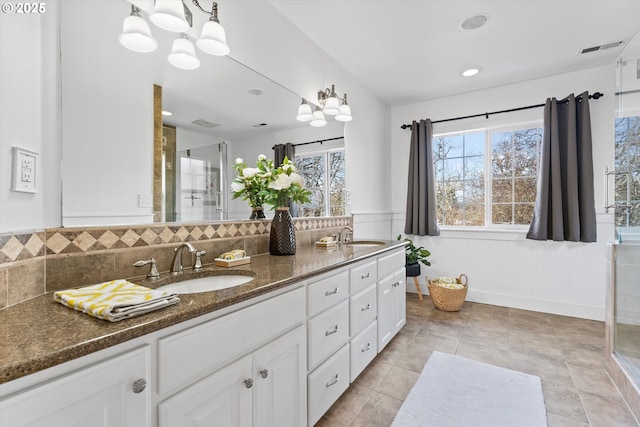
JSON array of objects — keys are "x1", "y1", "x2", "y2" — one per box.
[
  {"x1": 0, "y1": 346, "x2": 150, "y2": 427},
  {"x1": 377, "y1": 269, "x2": 406, "y2": 351},
  {"x1": 254, "y1": 325, "x2": 306, "y2": 427},
  {"x1": 159, "y1": 355, "x2": 253, "y2": 427}
]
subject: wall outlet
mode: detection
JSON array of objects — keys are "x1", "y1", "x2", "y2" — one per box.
[
  {"x1": 138, "y1": 194, "x2": 153, "y2": 208},
  {"x1": 11, "y1": 147, "x2": 38, "y2": 193}
]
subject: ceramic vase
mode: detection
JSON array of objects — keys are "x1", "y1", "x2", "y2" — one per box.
[
  {"x1": 269, "y1": 207, "x2": 296, "y2": 255},
  {"x1": 250, "y1": 207, "x2": 266, "y2": 220}
]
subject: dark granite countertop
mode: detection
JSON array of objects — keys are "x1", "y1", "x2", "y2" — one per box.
[{"x1": 0, "y1": 241, "x2": 405, "y2": 385}]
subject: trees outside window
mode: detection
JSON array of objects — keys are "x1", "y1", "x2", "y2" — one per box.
[
  {"x1": 434, "y1": 125, "x2": 542, "y2": 227},
  {"x1": 614, "y1": 116, "x2": 640, "y2": 228},
  {"x1": 294, "y1": 150, "x2": 345, "y2": 217}
]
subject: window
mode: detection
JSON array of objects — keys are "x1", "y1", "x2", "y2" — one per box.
[
  {"x1": 614, "y1": 116, "x2": 640, "y2": 227},
  {"x1": 294, "y1": 149, "x2": 345, "y2": 217},
  {"x1": 433, "y1": 125, "x2": 542, "y2": 227}
]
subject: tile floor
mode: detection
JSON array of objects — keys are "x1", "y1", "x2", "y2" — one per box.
[{"x1": 315, "y1": 294, "x2": 639, "y2": 427}]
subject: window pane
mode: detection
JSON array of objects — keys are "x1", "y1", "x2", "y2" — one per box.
[
  {"x1": 464, "y1": 180, "x2": 484, "y2": 203},
  {"x1": 465, "y1": 204, "x2": 485, "y2": 226},
  {"x1": 295, "y1": 155, "x2": 325, "y2": 217},
  {"x1": 492, "y1": 204, "x2": 513, "y2": 224},
  {"x1": 514, "y1": 178, "x2": 537, "y2": 202},
  {"x1": 492, "y1": 132, "x2": 512, "y2": 153},
  {"x1": 329, "y1": 151, "x2": 345, "y2": 216},
  {"x1": 513, "y1": 150, "x2": 538, "y2": 177},
  {"x1": 492, "y1": 179, "x2": 512, "y2": 203},
  {"x1": 443, "y1": 158, "x2": 464, "y2": 180},
  {"x1": 513, "y1": 128, "x2": 541, "y2": 151},
  {"x1": 443, "y1": 135, "x2": 464, "y2": 158},
  {"x1": 514, "y1": 204, "x2": 535, "y2": 225},
  {"x1": 464, "y1": 132, "x2": 485, "y2": 156},
  {"x1": 465, "y1": 155, "x2": 485, "y2": 180},
  {"x1": 492, "y1": 151, "x2": 513, "y2": 178}
]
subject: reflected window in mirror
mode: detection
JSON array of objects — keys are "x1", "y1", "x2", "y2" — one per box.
[{"x1": 295, "y1": 148, "x2": 346, "y2": 217}]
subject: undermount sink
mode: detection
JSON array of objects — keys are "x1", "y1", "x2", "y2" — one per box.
[
  {"x1": 156, "y1": 274, "x2": 254, "y2": 294},
  {"x1": 344, "y1": 240, "x2": 386, "y2": 247}
]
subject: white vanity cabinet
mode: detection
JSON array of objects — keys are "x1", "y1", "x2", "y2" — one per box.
[
  {"x1": 159, "y1": 325, "x2": 306, "y2": 427},
  {"x1": 158, "y1": 287, "x2": 307, "y2": 427},
  {"x1": 0, "y1": 346, "x2": 150, "y2": 427},
  {"x1": 377, "y1": 268, "x2": 407, "y2": 351}
]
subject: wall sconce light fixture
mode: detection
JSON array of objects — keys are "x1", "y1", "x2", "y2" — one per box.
[
  {"x1": 296, "y1": 84, "x2": 352, "y2": 127},
  {"x1": 119, "y1": 0, "x2": 229, "y2": 71}
]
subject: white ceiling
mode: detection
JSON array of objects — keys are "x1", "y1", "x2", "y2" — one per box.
[{"x1": 269, "y1": 0, "x2": 640, "y2": 107}]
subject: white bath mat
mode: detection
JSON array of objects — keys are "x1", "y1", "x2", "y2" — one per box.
[{"x1": 391, "y1": 351, "x2": 547, "y2": 426}]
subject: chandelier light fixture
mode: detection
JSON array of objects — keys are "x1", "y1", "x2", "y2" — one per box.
[
  {"x1": 296, "y1": 84, "x2": 352, "y2": 127},
  {"x1": 119, "y1": 0, "x2": 230, "y2": 71}
]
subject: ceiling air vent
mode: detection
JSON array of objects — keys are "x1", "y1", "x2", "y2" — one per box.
[
  {"x1": 580, "y1": 40, "x2": 624, "y2": 54},
  {"x1": 191, "y1": 119, "x2": 220, "y2": 128}
]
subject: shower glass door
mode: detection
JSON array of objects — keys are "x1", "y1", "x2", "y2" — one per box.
[{"x1": 613, "y1": 28, "x2": 640, "y2": 383}]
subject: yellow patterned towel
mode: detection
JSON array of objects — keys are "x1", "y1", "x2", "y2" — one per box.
[{"x1": 54, "y1": 279, "x2": 179, "y2": 322}]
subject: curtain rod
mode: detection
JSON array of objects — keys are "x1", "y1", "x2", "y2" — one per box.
[
  {"x1": 272, "y1": 136, "x2": 344, "y2": 150},
  {"x1": 400, "y1": 91, "x2": 604, "y2": 129}
]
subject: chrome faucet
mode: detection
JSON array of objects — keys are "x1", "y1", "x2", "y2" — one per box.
[
  {"x1": 171, "y1": 242, "x2": 197, "y2": 274},
  {"x1": 338, "y1": 226, "x2": 354, "y2": 243}
]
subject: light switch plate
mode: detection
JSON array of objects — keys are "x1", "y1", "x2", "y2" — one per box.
[{"x1": 11, "y1": 147, "x2": 38, "y2": 193}]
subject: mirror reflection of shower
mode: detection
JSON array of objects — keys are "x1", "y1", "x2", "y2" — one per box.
[{"x1": 161, "y1": 123, "x2": 227, "y2": 223}]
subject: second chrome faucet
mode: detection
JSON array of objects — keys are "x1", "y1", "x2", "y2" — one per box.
[{"x1": 171, "y1": 242, "x2": 197, "y2": 274}]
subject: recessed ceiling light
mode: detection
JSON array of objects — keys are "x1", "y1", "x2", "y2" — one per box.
[
  {"x1": 462, "y1": 67, "x2": 481, "y2": 77},
  {"x1": 162, "y1": 110, "x2": 173, "y2": 116},
  {"x1": 460, "y1": 14, "x2": 488, "y2": 31}
]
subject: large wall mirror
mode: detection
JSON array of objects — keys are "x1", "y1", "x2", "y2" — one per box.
[{"x1": 60, "y1": 0, "x2": 344, "y2": 227}]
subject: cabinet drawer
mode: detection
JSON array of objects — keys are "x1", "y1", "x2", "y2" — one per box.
[
  {"x1": 307, "y1": 300, "x2": 349, "y2": 370},
  {"x1": 308, "y1": 344, "x2": 350, "y2": 427},
  {"x1": 378, "y1": 249, "x2": 405, "y2": 279},
  {"x1": 349, "y1": 260, "x2": 377, "y2": 294},
  {"x1": 307, "y1": 269, "x2": 349, "y2": 317},
  {"x1": 158, "y1": 287, "x2": 305, "y2": 394},
  {"x1": 349, "y1": 284, "x2": 377, "y2": 336},
  {"x1": 350, "y1": 321, "x2": 377, "y2": 382}
]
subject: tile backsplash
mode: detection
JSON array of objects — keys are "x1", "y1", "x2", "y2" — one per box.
[{"x1": 0, "y1": 216, "x2": 352, "y2": 309}]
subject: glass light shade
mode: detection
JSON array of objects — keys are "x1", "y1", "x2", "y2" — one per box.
[
  {"x1": 296, "y1": 102, "x2": 313, "y2": 122},
  {"x1": 310, "y1": 110, "x2": 327, "y2": 127},
  {"x1": 119, "y1": 15, "x2": 158, "y2": 53},
  {"x1": 150, "y1": 0, "x2": 189, "y2": 32},
  {"x1": 196, "y1": 20, "x2": 230, "y2": 56},
  {"x1": 335, "y1": 104, "x2": 353, "y2": 122},
  {"x1": 168, "y1": 36, "x2": 200, "y2": 70},
  {"x1": 323, "y1": 96, "x2": 341, "y2": 115}
]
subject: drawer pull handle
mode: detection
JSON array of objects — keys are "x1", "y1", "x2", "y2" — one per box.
[
  {"x1": 326, "y1": 374, "x2": 339, "y2": 388},
  {"x1": 362, "y1": 343, "x2": 372, "y2": 352},
  {"x1": 325, "y1": 325, "x2": 339, "y2": 336},
  {"x1": 325, "y1": 287, "x2": 339, "y2": 296},
  {"x1": 392, "y1": 281, "x2": 400, "y2": 288},
  {"x1": 132, "y1": 378, "x2": 147, "y2": 394},
  {"x1": 260, "y1": 369, "x2": 269, "y2": 379},
  {"x1": 244, "y1": 378, "x2": 254, "y2": 389},
  {"x1": 361, "y1": 272, "x2": 371, "y2": 279},
  {"x1": 361, "y1": 303, "x2": 372, "y2": 311}
]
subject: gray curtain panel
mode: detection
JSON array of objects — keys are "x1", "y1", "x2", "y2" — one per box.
[
  {"x1": 405, "y1": 119, "x2": 440, "y2": 236},
  {"x1": 272, "y1": 142, "x2": 299, "y2": 216},
  {"x1": 526, "y1": 92, "x2": 597, "y2": 242},
  {"x1": 273, "y1": 143, "x2": 295, "y2": 166}
]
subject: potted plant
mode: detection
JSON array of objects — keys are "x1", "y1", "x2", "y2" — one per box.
[{"x1": 397, "y1": 234, "x2": 431, "y2": 301}]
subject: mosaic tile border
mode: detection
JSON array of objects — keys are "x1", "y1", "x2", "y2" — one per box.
[{"x1": 0, "y1": 217, "x2": 351, "y2": 263}]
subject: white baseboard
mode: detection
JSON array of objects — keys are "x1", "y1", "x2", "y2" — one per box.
[{"x1": 405, "y1": 286, "x2": 604, "y2": 321}]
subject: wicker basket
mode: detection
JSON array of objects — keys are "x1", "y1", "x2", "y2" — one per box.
[{"x1": 427, "y1": 274, "x2": 468, "y2": 312}]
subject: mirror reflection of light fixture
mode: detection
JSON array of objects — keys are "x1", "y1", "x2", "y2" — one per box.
[
  {"x1": 318, "y1": 84, "x2": 352, "y2": 121},
  {"x1": 119, "y1": 0, "x2": 230, "y2": 70},
  {"x1": 296, "y1": 98, "x2": 313, "y2": 122},
  {"x1": 310, "y1": 106, "x2": 327, "y2": 127},
  {"x1": 168, "y1": 33, "x2": 201, "y2": 70},
  {"x1": 119, "y1": 5, "x2": 158, "y2": 53}
]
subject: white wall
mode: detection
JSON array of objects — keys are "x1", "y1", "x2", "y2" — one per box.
[
  {"x1": 391, "y1": 65, "x2": 616, "y2": 320},
  {"x1": 0, "y1": 1, "x2": 60, "y2": 233}
]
